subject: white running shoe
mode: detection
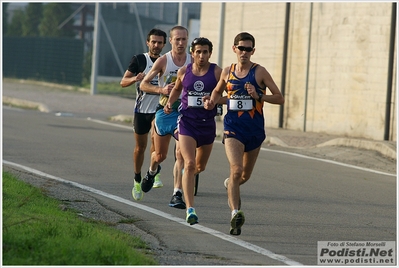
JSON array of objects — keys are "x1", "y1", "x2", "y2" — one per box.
[
  {"x1": 153, "y1": 173, "x2": 163, "y2": 188},
  {"x1": 230, "y1": 210, "x2": 245, "y2": 235},
  {"x1": 224, "y1": 178, "x2": 229, "y2": 189},
  {"x1": 132, "y1": 181, "x2": 143, "y2": 201}
]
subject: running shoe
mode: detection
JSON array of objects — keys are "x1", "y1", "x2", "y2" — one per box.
[
  {"x1": 169, "y1": 191, "x2": 186, "y2": 209},
  {"x1": 224, "y1": 178, "x2": 229, "y2": 189},
  {"x1": 224, "y1": 178, "x2": 241, "y2": 210},
  {"x1": 230, "y1": 210, "x2": 245, "y2": 235},
  {"x1": 153, "y1": 173, "x2": 163, "y2": 188},
  {"x1": 141, "y1": 165, "x2": 161, "y2": 193},
  {"x1": 132, "y1": 181, "x2": 143, "y2": 201},
  {"x1": 186, "y1": 207, "x2": 198, "y2": 225}
]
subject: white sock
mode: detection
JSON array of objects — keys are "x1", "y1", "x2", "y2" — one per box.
[
  {"x1": 231, "y1": 209, "x2": 238, "y2": 218},
  {"x1": 149, "y1": 167, "x2": 157, "y2": 175},
  {"x1": 173, "y1": 188, "x2": 182, "y2": 195}
]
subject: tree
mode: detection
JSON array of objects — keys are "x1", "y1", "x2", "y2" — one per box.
[
  {"x1": 6, "y1": 9, "x2": 24, "y2": 36},
  {"x1": 39, "y1": 3, "x2": 75, "y2": 37},
  {"x1": 3, "y1": 3, "x2": 9, "y2": 35},
  {"x1": 22, "y1": 3, "x2": 43, "y2": 36}
]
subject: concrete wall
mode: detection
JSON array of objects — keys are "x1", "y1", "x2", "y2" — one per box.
[{"x1": 200, "y1": 2, "x2": 396, "y2": 141}]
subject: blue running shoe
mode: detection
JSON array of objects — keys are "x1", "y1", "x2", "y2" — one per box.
[{"x1": 186, "y1": 207, "x2": 198, "y2": 225}]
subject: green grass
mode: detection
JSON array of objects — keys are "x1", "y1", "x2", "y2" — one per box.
[
  {"x1": 3, "y1": 78, "x2": 136, "y2": 99},
  {"x1": 2, "y1": 171, "x2": 158, "y2": 265},
  {"x1": 82, "y1": 81, "x2": 136, "y2": 99}
]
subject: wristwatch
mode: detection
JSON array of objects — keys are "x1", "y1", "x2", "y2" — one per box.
[{"x1": 257, "y1": 93, "x2": 263, "y2": 102}]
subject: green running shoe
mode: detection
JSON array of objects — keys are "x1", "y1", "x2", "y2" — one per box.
[
  {"x1": 153, "y1": 173, "x2": 163, "y2": 188},
  {"x1": 132, "y1": 181, "x2": 143, "y2": 201}
]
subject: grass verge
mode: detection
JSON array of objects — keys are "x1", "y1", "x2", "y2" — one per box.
[
  {"x1": 2, "y1": 171, "x2": 157, "y2": 265},
  {"x1": 82, "y1": 81, "x2": 136, "y2": 99}
]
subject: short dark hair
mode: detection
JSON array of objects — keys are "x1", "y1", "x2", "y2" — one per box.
[
  {"x1": 190, "y1": 37, "x2": 213, "y2": 53},
  {"x1": 147, "y1": 28, "x2": 167, "y2": 44},
  {"x1": 233, "y1": 32, "x2": 255, "y2": 48}
]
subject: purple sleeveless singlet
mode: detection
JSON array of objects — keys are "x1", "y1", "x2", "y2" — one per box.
[{"x1": 177, "y1": 63, "x2": 218, "y2": 147}]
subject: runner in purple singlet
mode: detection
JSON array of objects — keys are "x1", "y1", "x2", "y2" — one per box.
[{"x1": 164, "y1": 37, "x2": 225, "y2": 225}]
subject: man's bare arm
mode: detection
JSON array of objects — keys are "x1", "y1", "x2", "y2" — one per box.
[
  {"x1": 120, "y1": 70, "x2": 145, "y2": 88},
  {"x1": 258, "y1": 67, "x2": 284, "y2": 105},
  {"x1": 140, "y1": 55, "x2": 170, "y2": 95},
  {"x1": 204, "y1": 66, "x2": 228, "y2": 110},
  {"x1": 166, "y1": 66, "x2": 185, "y2": 107}
]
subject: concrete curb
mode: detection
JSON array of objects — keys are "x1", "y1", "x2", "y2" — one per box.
[
  {"x1": 3, "y1": 96, "x2": 50, "y2": 113},
  {"x1": 265, "y1": 136, "x2": 397, "y2": 160},
  {"x1": 4, "y1": 78, "x2": 89, "y2": 93},
  {"x1": 316, "y1": 138, "x2": 397, "y2": 160}
]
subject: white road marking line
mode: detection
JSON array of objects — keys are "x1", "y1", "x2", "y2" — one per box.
[
  {"x1": 87, "y1": 117, "x2": 395, "y2": 177},
  {"x1": 3, "y1": 160, "x2": 303, "y2": 266},
  {"x1": 87, "y1": 118, "x2": 133, "y2": 130},
  {"x1": 259, "y1": 147, "x2": 396, "y2": 177}
]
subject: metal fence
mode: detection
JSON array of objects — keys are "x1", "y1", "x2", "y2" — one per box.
[{"x1": 3, "y1": 37, "x2": 84, "y2": 85}]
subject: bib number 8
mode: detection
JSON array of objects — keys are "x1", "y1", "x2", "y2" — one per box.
[{"x1": 229, "y1": 99, "x2": 253, "y2": 111}]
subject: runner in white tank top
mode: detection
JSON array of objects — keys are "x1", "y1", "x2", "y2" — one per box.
[
  {"x1": 139, "y1": 26, "x2": 192, "y2": 209},
  {"x1": 120, "y1": 29, "x2": 167, "y2": 201}
]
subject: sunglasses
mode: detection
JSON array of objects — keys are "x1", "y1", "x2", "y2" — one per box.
[{"x1": 236, "y1": 46, "x2": 254, "y2": 52}]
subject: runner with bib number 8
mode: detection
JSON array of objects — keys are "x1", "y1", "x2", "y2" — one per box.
[{"x1": 204, "y1": 32, "x2": 284, "y2": 235}]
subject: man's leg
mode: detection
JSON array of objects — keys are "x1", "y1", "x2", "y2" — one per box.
[
  {"x1": 169, "y1": 139, "x2": 186, "y2": 209},
  {"x1": 179, "y1": 134, "x2": 197, "y2": 208},
  {"x1": 241, "y1": 146, "x2": 261, "y2": 184},
  {"x1": 133, "y1": 132, "x2": 148, "y2": 180},
  {"x1": 142, "y1": 133, "x2": 171, "y2": 193},
  {"x1": 224, "y1": 138, "x2": 245, "y2": 211},
  {"x1": 178, "y1": 134, "x2": 199, "y2": 223},
  {"x1": 132, "y1": 113, "x2": 153, "y2": 201},
  {"x1": 149, "y1": 122, "x2": 163, "y2": 188},
  {"x1": 195, "y1": 143, "x2": 213, "y2": 174},
  {"x1": 224, "y1": 138, "x2": 261, "y2": 235},
  {"x1": 131, "y1": 132, "x2": 149, "y2": 201}
]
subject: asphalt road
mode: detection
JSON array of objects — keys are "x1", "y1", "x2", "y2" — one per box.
[{"x1": 3, "y1": 106, "x2": 396, "y2": 266}]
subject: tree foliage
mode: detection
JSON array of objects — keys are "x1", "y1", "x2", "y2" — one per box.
[
  {"x1": 22, "y1": 3, "x2": 43, "y2": 36},
  {"x1": 39, "y1": 3, "x2": 75, "y2": 37},
  {"x1": 5, "y1": 3, "x2": 76, "y2": 38},
  {"x1": 3, "y1": 3, "x2": 9, "y2": 34},
  {"x1": 6, "y1": 9, "x2": 24, "y2": 36}
]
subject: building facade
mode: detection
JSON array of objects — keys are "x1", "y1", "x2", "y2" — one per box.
[{"x1": 200, "y1": 2, "x2": 397, "y2": 141}]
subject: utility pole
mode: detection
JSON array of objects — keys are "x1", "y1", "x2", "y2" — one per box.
[
  {"x1": 90, "y1": 3, "x2": 100, "y2": 95},
  {"x1": 178, "y1": 3, "x2": 183, "y2": 26},
  {"x1": 217, "y1": 3, "x2": 225, "y2": 67}
]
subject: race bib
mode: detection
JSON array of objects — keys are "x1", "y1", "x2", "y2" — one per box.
[
  {"x1": 229, "y1": 95, "x2": 253, "y2": 111},
  {"x1": 187, "y1": 91, "x2": 210, "y2": 108}
]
